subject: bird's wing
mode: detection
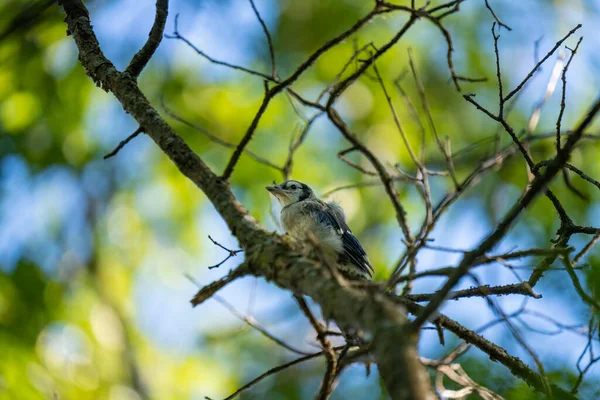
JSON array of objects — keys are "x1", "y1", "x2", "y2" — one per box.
[{"x1": 301, "y1": 201, "x2": 373, "y2": 277}]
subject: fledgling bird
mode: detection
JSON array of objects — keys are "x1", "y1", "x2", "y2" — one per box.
[{"x1": 266, "y1": 180, "x2": 373, "y2": 280}]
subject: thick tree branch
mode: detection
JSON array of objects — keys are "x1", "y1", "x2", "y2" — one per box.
[{"x1": 60, "y1": 2, "x2": 435, "y2": 398}]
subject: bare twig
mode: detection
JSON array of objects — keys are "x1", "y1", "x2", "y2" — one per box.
[
  {"x1": 103, "y1": 127, "x2": 144, "y2": 159},
  {"x1": 564, "y1": 163, "x2": 600, "y2": 192},
  {"x1": 126, "y1": 0, "x2": 168, "y2": 78},
  {"x1": 504, "y1": 24, "x2": 582, "y2": 102},
  {"x1": 223, "y1": 349, "x2": 339, "y2": 400},
  {"x1": 527, "y1": 51, "x2": 565, "y2": 133},
  {"x1": 190, "y1": 265, "x2": 248, "y2": 306},
  {"x1": 207, "y1": 235, "x2": 243, "y2": 270},
  {"x1": 164, "y1": 14, "x2": 274, "y2": 81},
  {"x1": 397, "y1": 297, "x2": 578, "y2": 399},
  {"x1": 322, "y1": 180, "x2": 405, "y2": 198},
  {"x1": 161, "y1": 99, "x2": 283, "y2": 172},
  {"x1": 404, "y1": 282, "x2": 541, "y2": 302},
  {"x1": 484, "y1": 0, "x2": 511, "y2": 31},
  {"x1": 222, "y1": 82, "x2": 273, "y2": 180},
  {"x1": 294, "y1": 295, "x2": 338, "y2": 399},
  {"x1": 248, "y1": 0, "x2": 277, "y2": 80},
  {"x1": 407, "y1": 50, "x2": 459, "y2": 188},
  {"x1": 337, "y1": 147, "x2": 377, "y2": 176},
  {"x1": 412, "y1": 95, "x2": 600, "y2": 329},
  {"x1": 562, "y1": 167, "x2": 589, "y2": 201},
  {"x1": 394, "y1": 72, "x2": 427, "y2": 163},
  {"x1": 556, "y1": 37, "x2": 583, "y2": 151},
  {"x1": 562, "y1": 256, "x2": 600, "y2": 311},
  {"x1": 212, "y1": 294, "x2": 311, "y2": 355},
  {"x1": 282, "y1": 113, "x2": 323, "y2": 179},
  {"x1": 574, "y1": 232, "x2": 600, "y2": 265}
]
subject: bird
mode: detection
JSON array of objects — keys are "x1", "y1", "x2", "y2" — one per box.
[{"x1": 266, "y1": 180, "x2": 373, "y2": 280}]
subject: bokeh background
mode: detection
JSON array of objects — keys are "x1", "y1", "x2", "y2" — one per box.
[{"x1": 1, "y1": 0, "x2": 600, "y2": 399}]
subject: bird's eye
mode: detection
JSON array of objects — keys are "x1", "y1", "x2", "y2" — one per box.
[{"x1": 290, "y1": 184, "x2": 297, "y2": 190}]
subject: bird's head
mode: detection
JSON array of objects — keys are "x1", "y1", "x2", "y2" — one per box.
[{"x1": 266, "y1": 180, "x2": 315, "y2": 206}]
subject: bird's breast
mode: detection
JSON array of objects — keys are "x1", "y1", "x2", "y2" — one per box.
[{"x1": 281, "y1": 206, "x2": 342, "y2": 253}]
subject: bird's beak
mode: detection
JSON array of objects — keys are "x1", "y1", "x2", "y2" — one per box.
[
  {"x1": 266, "y1": 185, "x2": 284, "y2": 195},
  {"x1": 266, "y1": 185, "x2": 290, "y2": 203}
]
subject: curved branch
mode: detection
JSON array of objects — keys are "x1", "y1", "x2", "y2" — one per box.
[
  {"x1": 125, "y1": 0, "x2": 168, "y2": 78},
  {"x1": 59, "y1": 1, "x2": 434, "y2": 398}
]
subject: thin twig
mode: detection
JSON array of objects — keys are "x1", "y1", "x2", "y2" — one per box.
[
  {"x1": 190, "y1": 265, "x2": 248, "y2": 307},
  {"x1": 564, "y1": 163, "x2": 600, "y2": 191},
  {"x1": 562, "y1": 167, "x2": 589, "y2": 201},
  {"x1": 223, "y1": 350, "x2": 337, "y2": 400},
  {"x1": 222, "y1": 82, "x2": 273, "y2": 180},
  {"x1": 213, "y1": 294, "x2": 311, "y2": 356},
  {"x1": 161, "y1": 99, "x2": 283, "y2": 172},
  {"x1": 126, "y1": 0, "x2": 169, "y2": 78},
  {"x1": 556, "y1": 37, "x2": 583, "y2": 151},
  {"x1": 484, "y1": 0, "x2": 511, "y2": 31},
  {"x1": 103, "y1": 127, "x2": 144, "y2": 159},
  {"x1": 248, "y1": 0, "x2": 277, "y2": 80},
  {"x1": 404, "y1": 282, "x2": 540, "y2": 302},
  {"x1": 527, "y1": 51, "x2": 565, "y2": 133},
  {"x1": 412, "y1": 95, "x2": 600, "y2": 329},
  {"x1": 207, "y1": 235, "x2": 243, "y2": 270},
  {"x1": 562, "y1": 256, "x2": 600, "y2": 311},
  {"x1": 504, "y1": 24, "x2": 582, "y2": 102},
  {"x1": 164, "y1": 14, "x2": 274, "y2": 81},
  {"x1": 574, "y1": 232, "x2": 600, "y2": 265},
  {"x1": 407, "y1": 49, "x2": 459, "y2": 188},
  {"x1": 294, "y1": 295, "x2": 338, "y2": 399}
]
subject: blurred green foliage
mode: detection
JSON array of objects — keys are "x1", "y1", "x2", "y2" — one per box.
[{"x1": 1, "y1": 0, "x2": 599, "y2": 399}]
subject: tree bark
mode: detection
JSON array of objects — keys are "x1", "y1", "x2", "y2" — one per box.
[{"x1": 59, "y1": 0, "x2": 436, "y2": 398}]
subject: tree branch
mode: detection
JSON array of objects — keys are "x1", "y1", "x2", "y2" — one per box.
[
  {"x1": 223, "y1": 349, "x2": 337, "y2": 400},
  {"x1": 294, "y1": 295, "x2": 337, "y2": 400},
  {"x1": 60, "y1": 2, "x2": 435, "y2": 398},
  {"x1": 125, "y1": 0, "x2": 168, "y2": 78},
  {"x1": 404, "y1": 282, "x2": 541, "y2": 302},
  {"x1": 248, "y1": 0, "x2": 277, "y2": 80},
  {"x1": 398, "y1": 298, "x2": 578, "y2": 399},
  {"x1": 190, "y1": 265, "x2": 248, "y2": 306},
  {"x1": 412, "y1": 94, "x2": 600, "y2": 329},
  {"x1": 103, "y1": 126, "x2": 144, "y2": 159}
]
